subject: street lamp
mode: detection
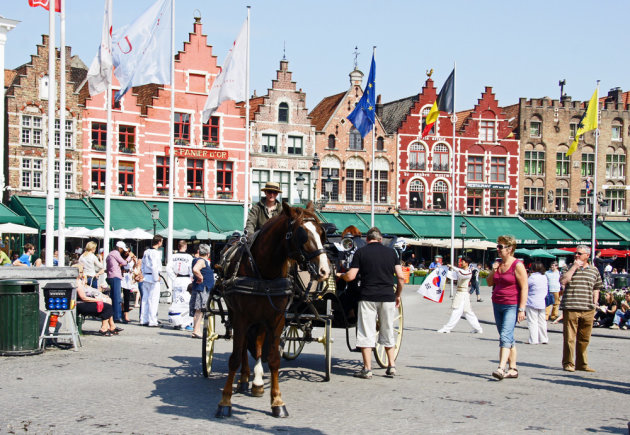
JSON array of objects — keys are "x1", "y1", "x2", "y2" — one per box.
[
  {"x1": 310, "y1": 153, "x2": 320, "y2": 204},
  {"x1": 295, "y1": 172, "x2": 305, "y2": 204},
  {"x1": 324, "y1": 174, "x2": 333, "y2": 202},
  {"x1": 459, "y1": 221, "x2": 467, "y2": 254},
  {"x1": 599, "y1": 198, "x2": 609, "y2": 221},
  {"x1": 577, "y1": 199, "x2": 586, "y2": 215},
  {"x1": 150, "y1": 204, "x2": 160, "y2": 236}
]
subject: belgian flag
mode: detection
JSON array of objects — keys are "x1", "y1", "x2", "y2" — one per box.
[{"x1": 422, "y1": 69, "x2": 455, "y2": 137}]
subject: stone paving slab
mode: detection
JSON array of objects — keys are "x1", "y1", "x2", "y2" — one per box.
[{"x1": 0, "y1": 286, "x2": 628, "y2": 434}]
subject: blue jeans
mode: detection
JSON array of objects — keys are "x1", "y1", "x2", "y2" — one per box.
[
  {"x1": 613, "y1": 309, "x2": 630, "y2": 326},
  {"x1": 493, "y1": 303, "x2": 518, "y2": 348},
  {"x1": 107, "y1": 277, "x2": 123, "y2": 322}
]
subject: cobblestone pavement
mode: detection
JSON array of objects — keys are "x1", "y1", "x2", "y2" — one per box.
[{"x1": 1, "y1": 286, "x2": 629, "y2": 434}]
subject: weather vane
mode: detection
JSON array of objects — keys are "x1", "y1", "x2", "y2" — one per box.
[
  {"x1": 426, "y1": 68, "x2": 434, "y2": 78},
  {"x1": 353, "y1": 46, "x2": 360, "y2": 70}
]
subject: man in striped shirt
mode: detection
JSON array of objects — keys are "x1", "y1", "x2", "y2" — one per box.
[{"x1": 560, "y1": 245, "x2": 602, "y2": 373}]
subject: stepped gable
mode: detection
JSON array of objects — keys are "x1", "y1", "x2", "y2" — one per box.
[
  {"x1": 175, "y1": 16, "x2": 217, "y2": 68},
  {"x1": 380, "y1": 94, "x2": 418, "y2": 134},
  {"x1": 4, "y1": 69, "x2": 16, "y2": 88},
  {"x1": 131, "y1": 84, "x2": 162, "y2": 116},
  {"x1": 309, "y1": 91, "x2": 345, "y2": 131},
  {"x1": 396, "y1": 77, "x2": 438, "y2": 135},
  {"x1": 459, "y1": 86, "x2": 513, "y2": 139}
]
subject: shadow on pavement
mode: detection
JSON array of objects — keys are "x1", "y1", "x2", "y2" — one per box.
[
  {"x1": 410, "y1": 365, "x2": 491, "y2": 380},
  {"x1": 530, "y1": 376, "x2": 630, "y2": 395}
]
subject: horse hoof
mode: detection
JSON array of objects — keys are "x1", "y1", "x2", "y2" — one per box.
[
  {"x1": 272, "y1": 405, "x2": 289, "y2": 418},
  {"x1": 215, "y1": 405, "x2": 232, "y2": 418},
  {"x1": 236, "y1": 382, "x2": 249, "y2": 394},
  {"x1": 251, "y1": 385, "x2": 264, "y2": 397}
]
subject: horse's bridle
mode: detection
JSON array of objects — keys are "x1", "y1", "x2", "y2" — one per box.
[{"x1": 285, "y1": 217, "x2": 327, "y2": 277}]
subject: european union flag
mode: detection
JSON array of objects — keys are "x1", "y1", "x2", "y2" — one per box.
[{"x1": 347, "y1": 54, "x2": 376, "y2": 138}]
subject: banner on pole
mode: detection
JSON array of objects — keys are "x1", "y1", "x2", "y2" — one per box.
[{"x1": 416, "y1": 266, "x2": 449, "y2": 303}]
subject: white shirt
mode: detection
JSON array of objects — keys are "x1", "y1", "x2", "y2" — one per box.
[
  {"x1": 78, "y1": 252, "x2": 104, "y2": 277},
  {"x1": 141, "y1": 248, "x2": 163, "y2": 283},
  {"x1": 605, "y1": 264, "x2": 613, "y2": 273},
  {"x1": 168, "y1": 252, "x2": 193, "y2": 280}
]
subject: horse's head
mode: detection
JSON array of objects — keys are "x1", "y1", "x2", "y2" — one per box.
[{"x1": 282, "y1": 202, "x2": 330, "y2": 282}]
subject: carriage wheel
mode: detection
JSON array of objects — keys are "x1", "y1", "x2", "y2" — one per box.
[
  {"x1": 202, "y1": 301, "x2": 217, "y2": 377},
  {"x1": 281, "y1": 323, "x2": 305, "y2": 360},
  {"x1": 374, "y1": 299, "x2": 404, "y2": 368},
  {"x1": 324, "y1": 318, "x2": 332, "y2": 381}
]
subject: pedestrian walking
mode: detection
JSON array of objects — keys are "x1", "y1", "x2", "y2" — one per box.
[
  {"x1": 437, "y1": 256, "x2": 483, "y2": 334},
  {"x1": 526, "y1": 262, "x2": 549, "y2": 344},
  {"x1": 140, "y1": 235, "x2": 164, "y2": 327},
  {"x1": 167, "y1": 240, "x2": 194, "y2": 330},
  {"x1": 190, "y1": 244, "x2": 214, "y2": 339},
  {"x1": 545, "y1": 262, "x2": 561, "y2": 320},
  {"x1": 337, "y1": 227, "x2": 405, "y2": 379},
  {"x1": 469, "y1": 262, "x2": 482, "y2": 302},
  {"x1": 559, "y1": 245, "x2": 602, "y2": 372},
  {"x1": 486, "y1": 235, "x2": 528, "y2": 380}
]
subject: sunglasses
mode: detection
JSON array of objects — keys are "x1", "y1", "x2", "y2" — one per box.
[
  {"x1": 575, "y1": 252, "x2": 589, "y2": 256},
  {"x1": 497, "y1": 244, "x2": 506, "y2": 250}
]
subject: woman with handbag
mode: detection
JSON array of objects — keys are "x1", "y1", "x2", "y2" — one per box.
[
  {"x1": 526, "y1": 262, "x2": 549, "y2": 344},
  {"x1": 74, "y1": 264, "x2": 122, "y2": 336}
]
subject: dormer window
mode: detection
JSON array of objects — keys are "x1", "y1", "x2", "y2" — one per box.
[{"x1": 278, "y1": 102, "x2": 289, "y2": 123}]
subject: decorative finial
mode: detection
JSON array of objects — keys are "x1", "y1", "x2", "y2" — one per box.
[
  {"x1": 353, "y1": 46, "x2": 360, "y2": 70},
  {"x1": 426, "y1": 68, "x2": 434, "y2": 78},
  {"x1": 283, "y1": 40, "x2": 286, "y2": 61}
]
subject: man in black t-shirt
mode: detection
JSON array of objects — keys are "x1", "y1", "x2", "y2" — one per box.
[{"x1": 337, "y1": 227, "x2": 405, "y2": 379}]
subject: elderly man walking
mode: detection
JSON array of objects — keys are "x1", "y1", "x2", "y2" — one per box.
[
  {"x1": 141, "y1": 235, "x2": 164, "y2": 327},
  {"x1": 560, "y1": 245, "x2": 602, "y2": 372},
  {"x1": 337, "y1": 227, "x2": 404, "y2": 379}
]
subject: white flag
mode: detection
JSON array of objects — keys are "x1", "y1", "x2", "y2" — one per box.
[
  {"x1": 416, "y1": 266, "x2": 449, "y2": 303},
  {"x1": 202, "y1": 19, "x2": 247, "y2": 122},
  {"x1": 111, "y1": 0, "x2": 172, "y2": 100},
  {"x1": 86, "y1": 0, "x2": 113, "y2": 96}
]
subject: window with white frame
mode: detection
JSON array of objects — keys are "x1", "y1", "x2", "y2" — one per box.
[
  {"x1": 409, "y1": 143, "x2": 426, "y2": 170},
  {"x1": 467, "y1": 155, "x2": 483, "y2": 181},
  {"x1": 433, "y1": 180, "x2": 448, "y2": 210},
  {"x1": 556, "y1": 151, "x2": 570, "y2": 176},
  {"x1": 490, "y1": 157, "x2": 507, "y2": 182},
  {"x1": 421, "y1": 106, "x2": 435, "y2": 136},
  {"x1": 252, "y1": 169, "x2": 270, "y2": 203},
  {"x1": 479, "y1": 120, "x2": 495, "y2": 142},
  {"x1": 523, "y1": 187, "x2": 544, "y2": 211},
  {"x1": 524, "y1": 150, "x2": 545, "y2": 176},
  {"x1": 579, "y1": 189, "x2": 594, "y2": 213},
  {"x1": 372, "y1": 171, "x2": 388, "y2": 203},
  {"x1": 530, "y1": 119, "x2": 542, "y2": 138},
  {"x1": 21, "y1": 158, "x2": 43, "y2": 190},
  {"x1": 555, "y1": 188, "x2": 569, "y2": 212},
  {"x1": 346, "y1": 169, "x2": 364, "y2": 202},
  {"x1": 612, "y1": 122, "x2": 622, "y2": 141},
  {"x1": 349, "y1": 127, "x2": 363, "y2": 150},
  {"x1": 322, "y1": 168, "x2": 340, "y2": 201},
  {"x1": 261, "y1": 134, "x2": 277, "y2": 153},
  {"x1": 569, "y1": 121, "x2": 578, "y2": 139},
  {"x1": 490, "y1": 190, "x2": 506, "y2": 216},
  {"x1": 606, "y1": 153, "x2": 626, "y2": 179},
  {"x1": 433, "y1": 143, "x2": 449, "y2": 171},
  {"x1": 409, "y1": 180, "x2": 424, "y2": 209},
  {"x1": 273, "y1": 171, "x2": 291, "y2": 202},
  {"x1": 21, "y1": 115, "x2": 43, "y2": 146},
  {"x1": 54, "y1": 161, "x2": 74, "y2": 191},
  {"x1": 54, "y1": 119, "x2": 74, "y2": 148},
  {"x1": 606, "y1": 189, "x2": 626, "y2": 214},
  {"x1": 467, "y1": 189, "x2": 483, "y2": 215},
  {"x1": 287, "y1": 136, "x2": 303, "y2": 155},
  {"x1": 581, "y1": 152, "x2": 595, "y2": 177}
]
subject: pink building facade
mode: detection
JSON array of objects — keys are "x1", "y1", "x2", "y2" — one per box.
[{"x1": 80, "y1": 17, "x2": 247, "y2": 203}]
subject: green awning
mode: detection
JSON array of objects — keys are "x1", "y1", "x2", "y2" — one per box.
[
  {"x1": 552, "y1": 220, "x2": 625, "y2": 246},
  {"x1": 356, "y1": 213, "x2": 414, "y2": 236},
  {"x1": 602, "y1": 221, "x2": 630, "y2": 243},
  {"x1": 89, "y1": 198, "x2": 165, "y2": 231},
  {"x1": 9, "y1": 196, "x2": 103, "y2": 230},
  {"x1": 523, "y1": 219, "x2": 578, "y2": 245},
  {"x1": 0, "y1": 203, "x2": 25, "y2": 225},
  {"x1": 199, "y1": 203, "x2": 243, "y2": 232},
  {"x1": 465, "y1": 216, "x2": 545, "y2": 245},
  {"x1": 319, "y1": 212, "x2": 371, "y2": 234},
  {"x1": 398, "y1": 214, "x2": 484, "y2": 239}
]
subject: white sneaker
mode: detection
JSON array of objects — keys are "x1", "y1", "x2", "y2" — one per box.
[
  {"x1": 471, "y1": 329, "x2": 483, "y2": 334},
  {"x1": 437, "y1": 328, "x2": 450, "y2": 333}
]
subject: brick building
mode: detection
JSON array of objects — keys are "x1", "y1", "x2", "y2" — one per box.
[
  {"x1": 79, "y1": 16, "x2": 246, "y2": 203},
  {"x1": 518, "y1": 88, "x2": 630, "y2": 219},
  {"x1": 5, "y1": 34, "x2": 87, "y2": 201},
  {"x1": 309, "y1": 68, "x2": 397, "y2": 212},
  {"x1": 384, "y1": 76, "x2": 520, "y2": 215},
  {"x1": 247, "y1": 59, "x2": 316, "y2": 205}
]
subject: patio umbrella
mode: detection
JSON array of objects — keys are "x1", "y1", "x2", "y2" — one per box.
[
  {"x1": 514, "y1": 248, "x2": 532, "y2": 256},
  {"x1": 597, "y1": 248, "x2": 627, "y2": 258},
  {"x1": 157, "y1": 228, "x2": 195, "y2": 239},
  {"x1": 0, "y1": 222, "x2": 39, "y2": 235},
  {"x1": 528, "y1": 249, "x2": 557, "y2": 259},
  {"x1": 193, "y1": 230, "x2": 226, "y2": 241},
  {"x1": 547, "y1": 248, "x2": 573, "y2": 256}
]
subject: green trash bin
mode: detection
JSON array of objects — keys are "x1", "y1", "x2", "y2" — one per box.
[
  {"x1": 0, "y1": 279, "x2": 43, "y2": 356},
  {"x1": 614, "y1": 276, "x2": 628, "y2": 289}
]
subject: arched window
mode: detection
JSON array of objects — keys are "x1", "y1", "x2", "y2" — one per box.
[
  {"x1": 278, "y1": 102, "x2": 289, "y2": 123},
  {"x1": 409, "y1": 180, "x2": 424, "y2": 209},
  {"x1": 421, "y1": 106, "x2": 435, "y2": 136},
  {"x1": 433, "y1": 180, "x2": 448, "y2": 210},
  {"x1": 433, "y1": 143, "x2": 449, "y2": 171},
  {"x1": 328, "y1": 134, "x2": 336, "y2": 149},
  {"x1": 349, "y1": 127, "x2": 363, "y2": 150},
  {"x1": 376, "y1": 136, "x2": 384, "y2": 151},
  {"x1": 409, "y1": 143, "x2": 426, "y2": 170}
]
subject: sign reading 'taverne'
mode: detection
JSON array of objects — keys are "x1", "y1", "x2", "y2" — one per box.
[{"x1": 165, "y1": 147, "x2": 229, "y2": 159}]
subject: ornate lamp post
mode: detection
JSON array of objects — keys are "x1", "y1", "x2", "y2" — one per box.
[
  {"x1": 459, "y1": 221, "x2": 467, "y2": 254},
  {"x1": 295, "y1": 173, "x2": 305, "y2": 204},
  {"x1": 310, "y1": 153, "x2": 320, "y2": 205},
  {"x1": 150, "y1": 204, "x2": 160, "y2": 236}
]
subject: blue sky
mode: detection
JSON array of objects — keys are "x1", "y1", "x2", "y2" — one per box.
[{"x1": 3, "y1": 0, "x2": 628, "y2": 111}]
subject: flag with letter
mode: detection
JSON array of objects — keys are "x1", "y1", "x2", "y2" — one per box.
[
  {"x1": 567, "y1": 88, "x2": 599, "y2": 156},
  {"x1": 202, "y1": 19, "x2": 248, "y2": 123},
  {"x1": 28, "y1": 0, "x2": 61, "y2": 12},
  {"x1": 87, "y1": 0, "x2": 113, "y2": 96},
  {"x1": 416, "y1": 266, "x2": 448, "y2": 303},
  {"x1": 111, "y1": 0, "x2": 172, "y2": 101},
  {"x1": 422, "y1": 69, "x2": 455, "y2": 137},
  {"x1": 347, "y1": 54, "x2": 376, "y2": 138}
]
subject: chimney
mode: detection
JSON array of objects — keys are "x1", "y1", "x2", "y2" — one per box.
[{"x1": 608, "y1": 87, "x2": 623, "y2": 103}]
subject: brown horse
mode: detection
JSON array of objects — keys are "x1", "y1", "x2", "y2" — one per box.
[{"x1": 216, "y1": 202, "x2": 330, "y2": 418}]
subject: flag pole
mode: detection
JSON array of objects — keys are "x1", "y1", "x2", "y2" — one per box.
[
  {"x1": 242, "y1": 6, "x2": 251, "y2": 229},
  {"x1": 449, "y1": 62, "x2": 457, "y2": 298},
  {"x1": 103, "y1": 0, "x2": 113, "y2": 254},
  {"x1": 45, "y1": 1, "x2": 56, "y2": 266},
  {"x1": 167, "y1": 0, "x2": 175, "y2": 265},
  {"x1": 58, "y1": 0, "x2": 66, "y2": 266},
  {"x1": 591, "y1": 80, "x2": 600, "y2": 262},
  {"x1": 370, "y1": 46, "x2": 376, "y2": 228}
]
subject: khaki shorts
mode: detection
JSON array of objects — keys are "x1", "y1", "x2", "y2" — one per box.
[{"x1": 356, "y1": 300, "x2": 396, "y2": 348}]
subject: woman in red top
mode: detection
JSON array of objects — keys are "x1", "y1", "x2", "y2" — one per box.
[{"x1": 486, "y1": 235, "x2": 528, "y2": 380}]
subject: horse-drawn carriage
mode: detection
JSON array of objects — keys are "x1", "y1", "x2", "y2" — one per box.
[{"x1": 201, "y1": 203, "x2": 404, "y2": 417}]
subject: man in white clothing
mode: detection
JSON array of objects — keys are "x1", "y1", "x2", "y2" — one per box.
[
  {"x1": 141, "y1": 235, "x2": 164, "y2": 327},
  {"x1": 437, "y1": 256, "x2": 483, "y2": 334},
  {"x1": 167, "y1": 240, "x2": 193, "y2": 330}
]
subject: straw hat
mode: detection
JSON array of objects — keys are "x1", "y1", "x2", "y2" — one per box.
[{"x1": 261, "y1": 182, "x2": 282, "y2": 193}]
